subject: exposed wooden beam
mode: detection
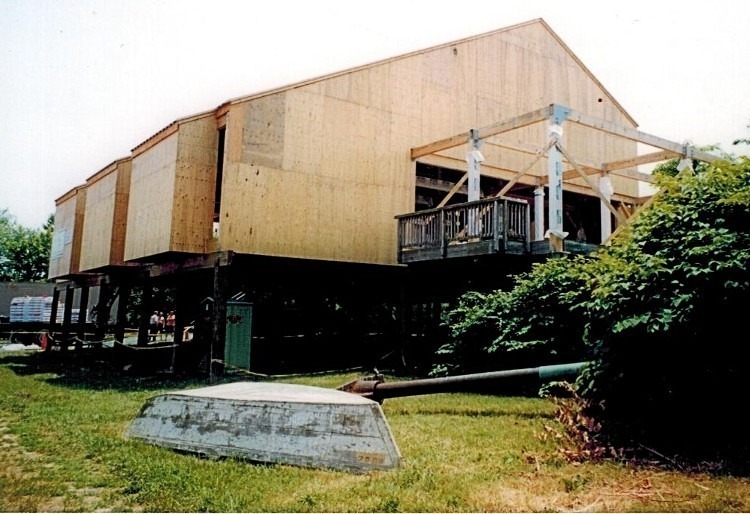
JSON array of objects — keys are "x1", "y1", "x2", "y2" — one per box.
[
  {"x1": 416, "y1": 176, "x2": 468, "y2": 194},
  {"x1": 149, "y1": 251, "x2": 234, "y2": 278},
  {"x1": 437, "y1": 174, "x2": 469, "y2": 208},
  {"x1": 417, "y1": 153, "x2": 640, "y2": 203},
  {"x1": 602, "y1": 193, "x2": 659, "y2": 246},
  {"x1": 411, "y1": 106, "x2": 549, "y2": 159},
  {"x1": 556, "y1": 143, "x2": 627, "y2": 225},
  {"x1": 484, "y1": 139, "x2": 542, "y2": 158},
  {"x1": 411, "y1": 133, "x2": 470, "y2": 160},
  {"x1": 618, "y1": 203, "x2": 633, "y2": 218},
  {"x1": 543, "y1": 161, "x2": 655, "y2": 186},
  {"x1": 496, "y1": 140, "x2": 554, "y2": 197},
  {"x1": 603, "y1": 150, "x2": 679, "y2": 172},
  {"x1": 566, "y1": 109, "x2": 719, "y2": 163}
]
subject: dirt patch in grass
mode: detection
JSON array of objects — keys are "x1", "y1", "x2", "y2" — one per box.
[{"x1": 0, "y1": 416, "x2": 141, "y2": 512}]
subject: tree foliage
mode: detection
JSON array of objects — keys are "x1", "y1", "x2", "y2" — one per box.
[
  {"x1": 436, "y1": 156, "x2": 750, "y2": 466},
  {"x1": 0, "y1": 210, "x2": 54, "y2": 282}
]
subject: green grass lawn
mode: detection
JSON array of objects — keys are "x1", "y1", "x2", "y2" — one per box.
[{"x1": 1, "y1": 349, "x2": 749, "y2": 512}]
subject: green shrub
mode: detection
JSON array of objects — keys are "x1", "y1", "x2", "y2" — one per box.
[
  {"x1": 433, "y1": 256, "x2": 592, "y2": 375},
  {"x1": 438, "y1": 156, "x2": 750, "y2": 467},
  {"x1": 579, "y1": 158, "x2": 750, "y2": 464}
]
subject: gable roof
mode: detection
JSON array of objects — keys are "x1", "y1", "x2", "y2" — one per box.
[
  {"x1": 221, "y1": 18, "x2": 637, "y2": 127},
  {"x1": 131, "y1": 18, "x2": 637, "y2": 156}
]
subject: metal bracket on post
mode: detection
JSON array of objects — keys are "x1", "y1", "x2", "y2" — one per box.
[
  {"x1": 677, "y1": 145, "x2": 695, "y2": 173},
  {"x1": 549, "y1": 103, "x2": 571, "y2": 126}
]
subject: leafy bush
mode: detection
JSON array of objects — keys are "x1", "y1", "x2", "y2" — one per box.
[
  {"x1": 437, "y1": 156, "x2": 750, "y2": 467},
  {"x1": 579, "y1": 158, "x2": 750, "y2": 464},
  {"x1": 433, "y1": 257, "x2": 592, "y2": 375}
]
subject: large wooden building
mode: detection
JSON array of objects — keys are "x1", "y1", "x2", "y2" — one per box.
[{"x1": 47, "y1": 19, "x2": 715, "y2": 373}]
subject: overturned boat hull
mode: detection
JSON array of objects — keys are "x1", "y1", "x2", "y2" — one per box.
[{"x1": 126, "y1": 381, "x2": 402, "y2": 472}]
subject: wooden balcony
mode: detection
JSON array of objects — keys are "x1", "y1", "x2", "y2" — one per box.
[
  {"x1": 396, "y1": 197, "x2": 599, "y2": 263},
  {"x1": 397, "y1": 198, "x2": 530, "y2": 263}
]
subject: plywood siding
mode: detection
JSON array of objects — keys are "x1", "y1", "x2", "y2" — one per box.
[
  {"x1": 124, "y1": 133, "x2": 179, "y2": 260},
  {"x1": 124, "y1": 116, "x2": 218, "y2": 261},
  {"x1": 49, "y1": 188, "x2": 86, "y2": 279},
  {"x1": 79, "y1": 159, "x2": 132, "y2": 271},
  {"x1": 171, "y1": 117, "x2": 218, "y2": 253},
  {"x1": 219, "y1": 20, "x2": 637, "y2": 265}
]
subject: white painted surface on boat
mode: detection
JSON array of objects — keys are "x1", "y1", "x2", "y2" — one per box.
[{"x1": 126, "y1": 381, "x2": 402, "y2": 472}]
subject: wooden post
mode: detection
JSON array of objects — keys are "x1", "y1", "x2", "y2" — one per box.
[
  {"x1": 599, "y1": 174, "x2": 614, "y2": 243},
  {"x1": 115, "y1": 284, "x2": 130, "y2": 343},
  {"x1": 439, "y1": 209, "x2": 447, "y2": 258},
  {"x1": 76, "y1": 285, "x2": 89, "y2": 351},
  {"x1": 210, "y1": 258, "x2": 229, "y2": 381},
  {"x1": 466, "y1": 129, "x2": 483, "y2": 203},
  {"x1": 48, "y1": 288, "x2": 60, "y2": 351},
  {"x1": 525, "y1": 201, "x2": 531, "y2": 253},
  {"x1": 547, "y1": 122, "x2": 564, "y2": 235},
  {"x1": 502, "y1": 200, "x2": 509, "y2": 252},
  {"x1": 138, "y1": 280, "x2": 152, "y2": 346},
  {"x1": 493, "y1": 199, "x2": 501, "y2": 252},
  {"x1": 169, "y1": 284, "x2": 186, "y2": 373},
  {"x1": 94, "y1": 281, "x2": 111, "y2": 341},
  {"x1": 60, "y1": 285, "x2": 74, "y2": 352},
  {"x1": 533, "y1": 186, "x2": 545, "y2": 241}
]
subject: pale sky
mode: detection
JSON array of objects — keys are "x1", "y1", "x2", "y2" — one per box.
[{"x1": 2, "y1": 0, "x2": 749, "y2": 228}]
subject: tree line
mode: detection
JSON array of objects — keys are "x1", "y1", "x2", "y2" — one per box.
[{"x1": 0, "y1": 210, "x2": 53, "y2": 282}]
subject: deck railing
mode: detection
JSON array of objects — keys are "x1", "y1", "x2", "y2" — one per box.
[{"x1": 397, "y1": 197, "x2": 529, "y2": 260}]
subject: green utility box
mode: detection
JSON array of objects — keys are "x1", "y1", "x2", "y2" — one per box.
[{"x1": 224, "y1": 301, "x2": 253, "y2": 370}]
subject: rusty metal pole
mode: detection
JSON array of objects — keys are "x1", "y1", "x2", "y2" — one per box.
[{"x1": 340, "y1": 362, "x2": 589, "y2": 402}]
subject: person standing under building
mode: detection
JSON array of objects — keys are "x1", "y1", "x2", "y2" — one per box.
[
  {"x1": 158, "y1": 312, "x2": 166, "y2": 341},
  {"x1": 165, "y1": 311, "x2": 176, "y2": 341},
  {"x1": 149, "y1": 311, "x2": 159, "y2": 342}
]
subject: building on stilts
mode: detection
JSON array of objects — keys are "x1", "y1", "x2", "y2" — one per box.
[{"x1": 46, "y1": 19, "x2": 718, "y2": 375}]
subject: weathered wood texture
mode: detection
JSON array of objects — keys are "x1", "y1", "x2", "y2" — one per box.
[
  {"x1": 124, "y1": 116, "x2": 218, "y2": 261},
  {"x1": 126, "y1": 382, "x2": 402, "y2": 472},
  {"x1": 219, "y1": 20, "x2": 639, "y2": 265},
  {"x1": 48, "y1": 188, "x2": 86, "y2": 279},
  {"x1": 79, "y1": 158, "x2": 132, "y2": 271}
]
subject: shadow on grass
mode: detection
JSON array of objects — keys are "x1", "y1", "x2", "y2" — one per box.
[
  {"x1": 0, "y1": 347, "x2": 221, "y2": 392},
  {"x1": 385, "y1": 405, "x2": 555, "y2": 420}
]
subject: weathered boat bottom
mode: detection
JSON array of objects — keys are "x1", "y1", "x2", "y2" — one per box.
[{"x1": 125, "y1": 381, "x2": 402, "y2": 472}]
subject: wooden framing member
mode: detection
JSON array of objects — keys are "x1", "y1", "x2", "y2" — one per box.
[
  {"x1": 411, "y1": 106, "x2": 549, "y2": 159},
  {"x1": 419, "y1": 152, "x2": 638, "y2": 204},
  {"x1": 148, "y1": 251, "x2": 234, "y2": 279},
  {"x1": 436, "y1": 174, "x2": 469, "y2": 208},
  {"x1": 555, "y1": 143, "x2": 627, "y2": 225},
  {"x1": 565, "y1": 108, "x2": 719, "y2": 164},
  {"x1": 602, "y1": 193, "x2": 659, "y2": 246},
  {"x1": 496, "y1": 140, "x2": 555, "y2": 197},
  {"x1": 414, "y1": 105, "x2": 718, "y2": 203},
  {"x1": 603, "y1": 150, "x2": 679, "y2": 172}
]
